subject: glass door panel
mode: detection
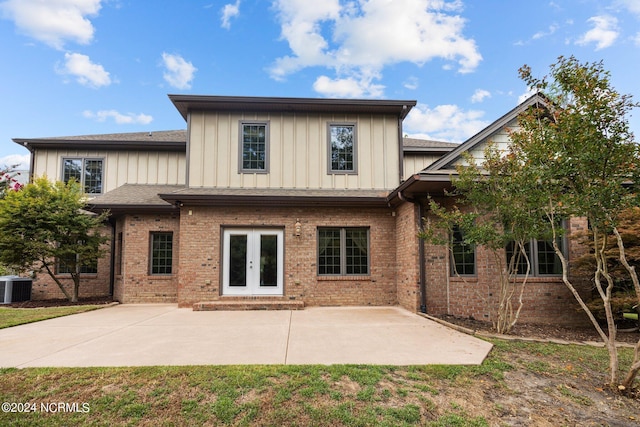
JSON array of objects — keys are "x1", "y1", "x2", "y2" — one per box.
[{"x1": 228, "y1": 234, "x2": 247, "y2": 287}]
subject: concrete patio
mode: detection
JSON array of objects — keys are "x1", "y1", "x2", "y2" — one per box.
[{"x1": 0, "y1": 304, "x2": 493, "y2": 367}]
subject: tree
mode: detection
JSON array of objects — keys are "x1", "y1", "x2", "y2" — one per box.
[
  {"x1": 420, "y1": 143, "x2": 556, "y2": 334},
  {"x1": 511, "y1": 56, "x2": 640, "y2": 390},
  {"x1": 0, "y1": 176, "x2": 109, "y2": 302},
  {"x1": 0, "y1": 165, "x2": 23, "y2": 198}
]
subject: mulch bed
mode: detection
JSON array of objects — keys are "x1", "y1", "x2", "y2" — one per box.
[
  {"x1": 5, "y1": 297, "x2": 115, "y2": 308},
  {"x1": 438, "y1": 314, "x2": 640, "y2": 345}
]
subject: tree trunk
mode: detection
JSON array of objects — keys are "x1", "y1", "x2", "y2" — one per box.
[
  {"x1": 612, "y1": 226, "x2": 640, "y2": 389},
  {"x1": 42, "y1": 261, "x2": 73, "y2": 302},
  {"x1": 551, "y1": 226, "x2": 619, "y2": 388}
]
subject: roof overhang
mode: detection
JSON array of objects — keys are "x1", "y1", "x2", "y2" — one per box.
[
  {"x1": 87, "y1": 204, "x2": 179, "y2": 216},
  {"x1": 14, "y1": 138, "x2": 185, "y2": 152},
  {"x1": 387, "y1": 173, "x2": 456, "y2": 206},
  {"x1": 169, "y1": 95, "x2": 417, "y2": 121},
  {"x1": 159, "y1": 188, "x2": 391, "y2": 208}
]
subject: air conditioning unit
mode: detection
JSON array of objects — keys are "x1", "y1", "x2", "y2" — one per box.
[{"x1": 0, "y1": 276, "x2": 32, "y2": 304}]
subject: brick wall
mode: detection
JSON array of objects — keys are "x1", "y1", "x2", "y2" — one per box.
[
  {"x1": 114, "y1": 213, "x2": 180, "y2": 303},
  {"x1": 176, "y1": 205, "x2": 398, "y2": 307},
  {"x1": 422, "y1": 200, "x2": 592, "y2": 326},
  {"x1": 28, "y1": 226, "x2": 111, "y2": 301},
  {"x1": 395, "y1": 201, "x2": 421, "y2": 311}
]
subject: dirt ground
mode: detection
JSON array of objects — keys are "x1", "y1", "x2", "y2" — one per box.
[
  {"x1": 6, "y1": 296, "x2": 115, "y2": 308},
  {"x1": 438, "y1": 314, "x2": 640, "y2": 345}
]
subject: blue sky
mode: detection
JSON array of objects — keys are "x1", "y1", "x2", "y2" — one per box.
[{"x1": 1, "y1": 0, "x2": 639, "y2": 171}]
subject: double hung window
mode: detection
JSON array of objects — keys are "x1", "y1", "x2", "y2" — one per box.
[
  {"x1": 318, "y1": 227, "x2": 369, "y2": 276},
  {"x1": 239, "y1": 122, "x2": 269, "y2": 172},
  {"x1": 450, "y1": 226, "x2": 476, "y2": 276},
  {"x1": 328, "y1": 123, "x2": 357, "y2": 173},
  {"x1": 62, "y1": 158, "x2": 103, "y2": 194},
  {"x1": 150, "y1": 232, "x2": 173, "y2": 275}
]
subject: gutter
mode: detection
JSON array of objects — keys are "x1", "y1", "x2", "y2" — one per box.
[{"x1": 397, "y1": 190, "x2": 428, "y2": 314}]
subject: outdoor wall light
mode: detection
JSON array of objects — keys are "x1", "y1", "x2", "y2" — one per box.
[{"x1": 294, "y1": 219, "x2": 302, "y2": 236}]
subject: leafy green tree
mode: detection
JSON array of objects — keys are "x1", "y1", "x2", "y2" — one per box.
[
  {"x1": 512, "y1": 56, "x2": 640, "y2": 390},
  {"x1": 421, "y1": 143, "x2": 556, "y2": 334},
  {"x1": 0, "y1": 176, "x2": 109, "y2": 302}
]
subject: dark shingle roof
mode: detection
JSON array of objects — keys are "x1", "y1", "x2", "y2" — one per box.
[{"x1": 14, "y1": 130, "x2": 186, "y2": 151}]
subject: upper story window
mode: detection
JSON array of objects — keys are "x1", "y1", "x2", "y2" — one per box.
[
  {"x1": 239, "y1": 121, "x2": 269, "y2": 173},
  {"x1": 328, "y1": 123, "x2": 357, "y2": 174},
  {"x1": 62, "y1": 158, "x2": 103, "y2": 194}
]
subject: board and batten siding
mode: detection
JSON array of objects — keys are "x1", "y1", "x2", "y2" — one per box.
[
  {"x1": 451, "y1": 117, "x2": 517, "y2": 168},
  {"x1": 187, "y1": 111, "x2": 401, "y2": 190},
  {"x1": 402, "y1": 154, "x2": 442, "y2": 179},
  {"x1": 32, "y1": 149, "x2": 186, "y2": 193}
]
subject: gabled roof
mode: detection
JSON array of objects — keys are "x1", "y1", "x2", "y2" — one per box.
[
  {"x1": 387, "y1": 93, "x2": 549, "y2": 204},
  {"x1": 169, "y1": 95, "x2": 417, "y2": 121},
  {"x1": 13, "y1": 130, "x2": 186, "y2": 152},
  {"x1": 422, "y1": 93, "x2": 548, "y2": 173}
]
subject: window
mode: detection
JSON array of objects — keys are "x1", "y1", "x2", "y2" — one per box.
[
  {"x1": 451, "y1": 226, "x2": 475, "y2": 275},
  {"x1": 62, "y1": 158, "x2": 103, "y2": 194},
  {"x1": 328, "y1": 123, "x2": 357, "y2": 173},
  {"x1": 239, "y1": 121, "x2": 269, "y2": 172},
  {"x1": 150, "y1": 232, "x2": 173, "y2": 275},
  {"x1": 318, "y1": 227, "x2": 369, "y2": 275},
  {"x1": 505, "y1": 234, "x2": 565, "y2": 276},
  {"x1": 57, "y1": 254, "x2": 97, "y2": 275}
]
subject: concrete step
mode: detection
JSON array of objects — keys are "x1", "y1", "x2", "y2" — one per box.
[{"x1": 193, "y1": 299, "x2": 305, "y2": 311}]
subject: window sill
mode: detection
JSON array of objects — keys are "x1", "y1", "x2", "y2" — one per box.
[
  {"x1": 449, "y1": 276, "x2": 563, "y2": 282},
  {"x1": 317, "y1": 275, "x2": 371, "y2": 281}
]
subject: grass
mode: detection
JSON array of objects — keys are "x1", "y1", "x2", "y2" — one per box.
[
  {"x1": 0, "y1": 305, "x2": 106, "y2": 329},
  {"x1": 0, "y1": 309, "x2": 637, "y2": 425},
  {"x1": 0, "y1": 341, "x2": 638, "y2": 426}
]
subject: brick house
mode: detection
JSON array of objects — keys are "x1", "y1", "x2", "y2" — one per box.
[{"x1": 13, "y1": 93, "x2": 588, "y2": 324}]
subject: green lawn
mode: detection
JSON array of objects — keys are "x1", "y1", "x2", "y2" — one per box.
[
  {"x1": 0, "y1": 305, "x2": 105, "y2": 329},
  {"x1": 0, "y1": 340, "x2": 638, "y2": 426}
]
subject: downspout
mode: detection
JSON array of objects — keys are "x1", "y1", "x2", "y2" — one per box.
[
  {"x1": 23, "y1": 142, "x2": 35, "y2": 182},
  {"x1": 398, "y1": 191, "x2": 427, "y2": 313},
  {"x1": 108, "y1": 217, "x2": 116, "y2": 297}
]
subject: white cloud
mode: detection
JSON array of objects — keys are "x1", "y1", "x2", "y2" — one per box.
[
  {"x1": 518, "y1": 88, "x2": 538, "y2": 104},
  {"x1": 269, "y1": 0, "x2": 481, "y2": 96},
  {"x1": 404, "y1": 103, "x2": 488, "y2": 143},
  {"x1": 634, "y1": 32, "x2": 640, "y2": 46},
  {"x1": 161, "y1": 52, "x2": 197, "y2": 89},
  {"x1": 221, "y1": 0, "x2": 240, "y2": 29},
  {"x1": 616, "y1": 0, "x2": 640, "y2": 17},
  {"x1": 0, "y1": 154, "x2": 30, "y2": 171},
  {"x1": 532, "y1": 23, "x2": 559, "y2": 40},
  {"x1": 0, "y1": 0, "x2": 102, "y2": 49},
  {"x1": 471, "y1": 89, "x2": 491, "y2": 103},
  {"x1": 313, "y1": 71, "x2": 384, "y2": 98},
  {"x1": 576, "y1": 15, "x2": 619, "y2": 50},
  {"x1": 59, "y1": 52, "x2": 111, "y2": 88},
  {"x1": 83, "y1": 110, "x2": 153, "y2": 125},
  {"x1": 403, "y1": 76, "x2": 419, "y2": 90}
]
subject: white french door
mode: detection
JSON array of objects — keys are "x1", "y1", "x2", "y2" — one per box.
[{"x1": 222, "y1": 228, "x2": 284, "y2": 296}]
